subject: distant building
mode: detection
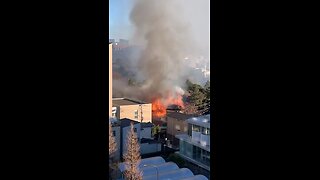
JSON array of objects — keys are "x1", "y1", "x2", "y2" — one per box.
[
  {"x1": 112, "y1": 39, "x2": 129, "y2": 50},
  {"x1": 166, "y1": 111, "x2": 194, "y2": 149},
  {"x1": 175, "y1": 114, "x2": 210, "y2": 171},
  {"x1": 112, "y1": 98, "x2": 152, "y2": 123},
  {"x1": 109, "y1": 39, "x2": 115, "y2": 43}
]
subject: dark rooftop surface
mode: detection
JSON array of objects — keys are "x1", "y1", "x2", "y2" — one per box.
[
  {"x1": 141, "y1": 122, "x2": 154, "y2": 128},
  {"x1": 166, "y1": 111, "x2": 195, "y2": 120},
  {"x1": 141, "y1": 138, "x2": 159, "y2": 144},
  {"x1": 120, "y1": 118, "x2": 139, "y2": 128},
  {"x1": 113, "y1": 98, "x2": 149, "y2": 106}
]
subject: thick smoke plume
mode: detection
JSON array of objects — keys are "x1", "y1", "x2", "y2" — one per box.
[{"x1": 113, "y1": 0, "x2": 209, "y2": 103}]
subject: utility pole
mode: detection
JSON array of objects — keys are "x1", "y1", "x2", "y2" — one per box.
[{"x1": 140, "y1": 104, "x2": 143, "y2": 123}]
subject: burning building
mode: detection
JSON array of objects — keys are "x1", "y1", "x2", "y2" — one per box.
[{"x1": 111, "y1": 0, "x2": 209, "y2": 124}]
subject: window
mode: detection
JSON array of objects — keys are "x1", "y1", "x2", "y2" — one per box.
[
  {"x1": 185, "y1": 143, "x2": 193, "y2": 157},
  {"x1": 134, "y1": 128, "x2": 137, "y2": 132},
  {"x1": 201, "y1": 149, "x2": 210, "y2": 166},
  {"x1": 112, "y1": 130, "x2": 116, "y2": 136},
  {"x1": 112, "y1": 107, "x2": 117, "y2": 117},
  {"x1": 188, "y1": 124, "x2": 192, "y2": 136},
  {"x1": 202, "y1": 127, "x2": 210, "y2": 135},
  {"x1": 134, "y1": 110, "x2": 138, "y2": 119},
  {"x1": 180, "y1": 141, "x2": 186, "y2": 154},
  {"x1": 192, "y1": 125, "x2": 200, "y2": 132}
]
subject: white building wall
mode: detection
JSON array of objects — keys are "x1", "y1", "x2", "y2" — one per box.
[
  {"x1": 140, "y1": 127, "x2": 152, "y2": 139},
  {"x1": 192, "y1": 131, "x2": 201, "y2": 142},
  {"x1": 200, "y1": 134, "x2": 210, "y2": 146},
  {"x1": 140, "y1": 143, "x2": 161, "y2": 155}
]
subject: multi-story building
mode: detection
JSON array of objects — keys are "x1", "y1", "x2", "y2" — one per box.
[
  {"x1": 175, "y1": 114, "x2": 210, "y2": 171},
  {"x1": 166, "y1": 111, "x2": 194, "y2": 149},
  {"x1": 112, "y1": 98, "x2": 152, "y2": 123},
  {"x1": 109, "y1": 43, "x2": 113, "y2": 118}
]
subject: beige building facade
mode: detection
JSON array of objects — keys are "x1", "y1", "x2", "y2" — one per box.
[{"x1": 112, "y1": 98, "x2": 152, "y2": 123}]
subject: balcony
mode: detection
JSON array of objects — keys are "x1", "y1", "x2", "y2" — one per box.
[
  {"x1": 200, "y1": 134, "x2": 210, "y2": 146},
  {"x1": 175, "y1": 134, "x2": 210, "y2": 152}
]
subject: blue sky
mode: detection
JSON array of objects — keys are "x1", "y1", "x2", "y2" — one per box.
[{"x1": 109, "y1": 0, "x2": 134, "y2": 40}]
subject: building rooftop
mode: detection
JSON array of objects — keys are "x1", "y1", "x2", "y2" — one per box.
[
  {"x1": 112, "y1": 98, "x2": 148, "y2": 106},
  {"x1": 140, "y1": 162, "x2": 179, "y2": 177},
  {"x1": 141, "y1": 122, "x2": 154, "y2": 128},
  {"x1": 143, "y1": 168, "x2": 194, "y2": 180},
  {"x1": 167, "y1": 111, "x2": 195, "y2": 120},
  {"x1": 187, "y1": 114, "x2": 210, "y2": 128},
  {"x1": 140, "y1": 138, "x2": 159, "y2": 144},
  {"x1": 119, "y1": 156, "x2": 166, "y2": 172},
  {"x1": 118, "y1": 156, "x2": 208, "y2": 180},
  {"x1": 109, "y1": 117, "x2": 121, "y2": 126},
  {"x1": 182, "y1": 175, "x2": 209, "y2": 180},
  {"x1": 119, "y1": 118, "x2": 139, "y2": 128}
]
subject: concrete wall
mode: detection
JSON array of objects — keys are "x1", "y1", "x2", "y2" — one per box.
[
  {"x1": 141, "y1": 127, "x2": 152, "y2": 139},
  {"x1": 167, "y1": 117, "x2": 188, "y2": 136},
  {"x1": 167, "y1": 116, "x2": 188, "y2": 147},
  {"x1": 140, "y1": 143, "x2": 162, "y2": 155},
  {"x1": 118, "y1": 104, "x2": 152, "y2": 123},
  {"x1": 109, "y1": 44, "x2": 112, "y2": 118}
]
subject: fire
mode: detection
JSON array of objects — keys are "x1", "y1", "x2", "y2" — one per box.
[
  {"x1": 152, "y1": 99, "x2": 167, "y2": 118},
  {"x1": 152, "y1": 93, "x2": 185, "y2": 118}
]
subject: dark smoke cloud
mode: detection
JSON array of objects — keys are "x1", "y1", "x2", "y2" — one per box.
[{"x1": 113, "y1": 0, "x2": 209, "y2": 102}]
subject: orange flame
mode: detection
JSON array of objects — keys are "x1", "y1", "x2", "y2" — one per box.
[
  {"x1": 152, "y1": 99, "x2": 167, "y2": 118},
  {"x1": 152, "y1": 93, "x2": 185, "y2": 118}
]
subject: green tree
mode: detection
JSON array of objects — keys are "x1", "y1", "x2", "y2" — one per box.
[
  {"x1": 188, "y1": 84, "x2": 205, "y2": 106},
  {"x1": 152, "y1": 125, "x2": 161, "y2": 140},
  {"x1": 185, "y1": 79, "x2": 210, "y2": 114},
  {"x1": 203, "y1": 80, "x2": 210, "y2": 114},
  {"x1": 204, "y1": 80, "x2": 210, "y2": 90}
]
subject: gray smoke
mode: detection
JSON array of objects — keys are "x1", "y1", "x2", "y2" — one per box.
[{"x1": 113, "y1": 0, "x2": 210, "y2": 102}]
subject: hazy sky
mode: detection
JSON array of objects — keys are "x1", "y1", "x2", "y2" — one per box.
[
  {"x1": 109, "y1": 0, "x2": 210, "y2": 56},
  {"x1": 109, "y1": 0, "x2": 135, "y2": 40}
]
